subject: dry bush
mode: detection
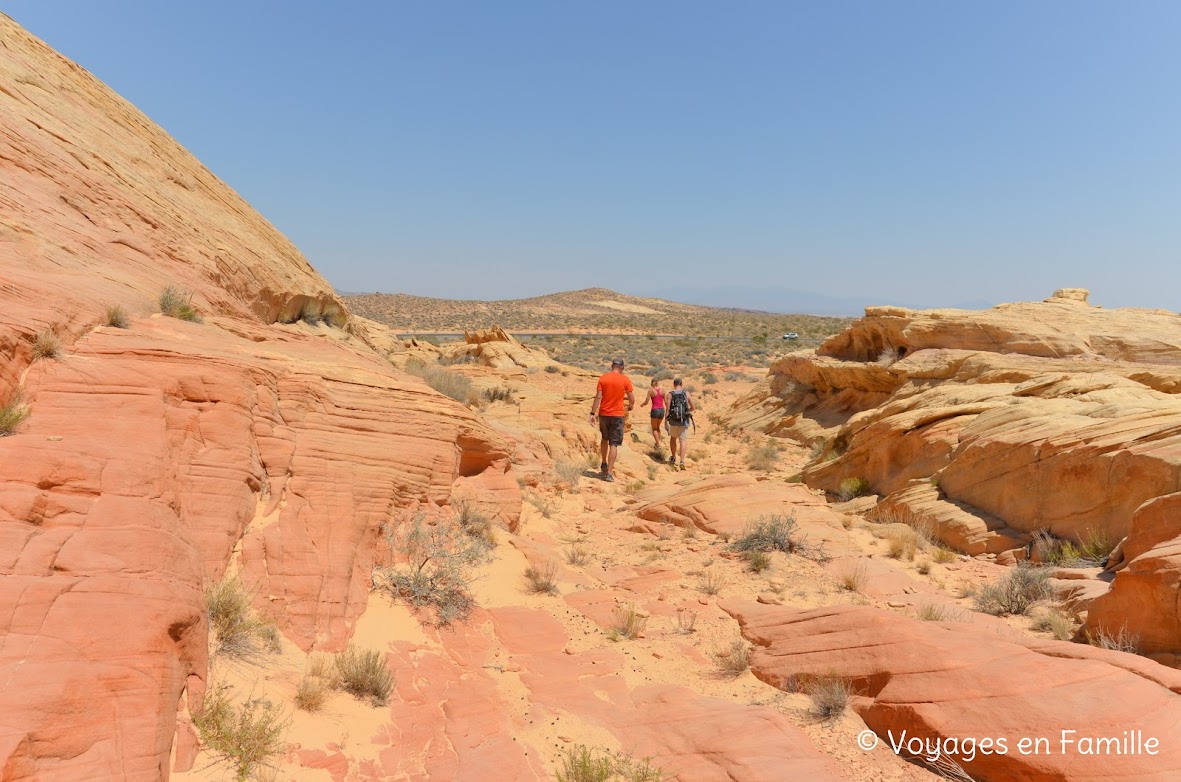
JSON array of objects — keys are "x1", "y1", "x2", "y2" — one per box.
[
  {"x1": 713, "y1": 637, "x2": 753, "y2": 676},
  {"x1": 335, "y1": 645, "x2": 394, "y2": 706},
  {"x1": 1034, "y1": 528, "x2": 1116, "y2": 568},
  {"x1": 1088, "y1": 626, "x2": 1142, "y2": 654},
  {"x1": 205, "y1": 574, "x2": 280, "y2": 660},
  {"x1": 746, "y1": 443, "x2": 779, "y2": 472},
  {"x1": 805, "y1": 677, "x2": 854, "y2": 721},
  {"x1": 916, "y1": 603, "x2": 964, "y2": 622},
  {"x1": 193, "y1": 684, "x2": 289, "y2": 782},
  {"x1": 837, "y1": 560, "x2": 868, "y2": 592},
  {"x1": 454, "y1": 501, "x2": 497, "y2": 549},
  {"x1": 697, "y1": 568, "x2": 727, "y2": 596},
  {"x1": 527, "y1": 492, "x2": 556, "y2": 518},
  {"x1": 675, "y1": 609, "x2": 697, "y2": 634},
  {"x1": 294, "y1": 672, "x2": 333, "y2": 712},
  {"x1": 565, "y1": 545, "x2": 593, "y2": 566},
  {"x1": 524, "y1": 560, "x2": 559, "y2": 594},
  {"x1": 730, "y1": 514, "x2": 824, "y2": 560},
  {"x1": 973, "y1": 564, "x2": 1051, "y2": 616},
  {"x1": 31, "y1": 330, "x2": 61, "y2": 360},
  {"x1": 933, "y1": 546, "x2": 958, "y2": 564},
  {"x1": 404, "y1": 359, "x2": 477, "y2": 404},
  {"x1": 159, "y1": 285, "x2": 202, "y2": 322},
  {"x1": 375, "y1": 513, "x2": 491, "y2": 625},
  {"x1": 555, "y1": 745, "x2": 665, "y2": 782},
  {"x1": 743, "y1": 549, "x2": 771, "y2": 573},
  {"x1": 483, "y1": 385, "x2": 517, "y2": 403},
  {"x1": 886, "y1": 527, "x2": 919, "y2": 561},
  {"x1": 836, "y1": 477, "x2": 871, "y2": 501},
  {"x1": 0, "y1": 393, "x2": 29, "y2": 437},
  {"x1": 555, "y1": 460, "x2": 585, "y2": 491},
  {"x1": 104, "y1": 304, "x2": 130, "y2": 328},
  {"x1": 609, "y1": 603, "x2": 648, "y2": 641},
  {"x1": 1031, "y1": 609, "x2": 1075, "y2": 640},
  {"x1": 916, "y1": 558, "x2": 932, "y2": 575}
]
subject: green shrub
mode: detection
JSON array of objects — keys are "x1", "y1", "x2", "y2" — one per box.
[
  {"x1": 104, "y1": 305, "x2": 130, "y2": 328},
  {"x1": 335, "y1": 644, "x2": 394, "y2": 706},
  {"x1": 973, "y1": 564, "x2": 1052, "y2": 616},
  {"x1": 836, "y1": 477, "x2": 871, "y2": 501},
  {"x1": 193, "y1": 684, "x2": 289, "y2": 782},
  {"x1": 376, "y1": 514, "x2": 490, "y2": 625},
  {"x1": 0, "y1": 394, "x2": 29, "y2": 436},
  {"x1": 159, "y1": 286, "x2": 202, "y2": 322}
]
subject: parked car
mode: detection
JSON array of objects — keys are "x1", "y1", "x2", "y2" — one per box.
[{"x1": 782, "y1": 332, "x2": 799, "y2": 340}]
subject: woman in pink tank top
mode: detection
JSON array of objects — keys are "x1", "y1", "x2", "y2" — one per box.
[{"x1": 642, "y1": 378, "x2": 666, "y2": 448}]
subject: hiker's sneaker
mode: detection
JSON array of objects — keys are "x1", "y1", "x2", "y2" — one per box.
[
  {"x1": 603, "y1": 473, "x2": 615, "y2": 482},
  {"x1": 678, "y1": 462, "x2": 686, "y2": 471}
]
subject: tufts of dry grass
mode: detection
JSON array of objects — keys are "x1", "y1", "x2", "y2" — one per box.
[
  {"x1": 0, "y1": 393, "x2": 29, "y2": 437},
  {"x1": 159, "y1": 286, "x2": 202, "y2": 322},
  {"x1": 697, "y1": 568, "x2": 727, "y2": 596},
  {"x1": 205, "y1": 574, "x2": 280, "y2": 660},
  {"x1": 524, "y1": 560, "x2": 560, "y2": 595},
  {"x1": 973, "y1": 564, "x2": 1052, "y2": 616},
  {"x1": 31, "y1": 330, "x2": 61, "y2": 360},
  {"x1": 565, "y1": 545, "x2": 593, "y2": 566},
  {"x1": 609, "y1": 603, "x2": 648, "y2": 641},
  {"x1": 836, "y1": 477, "x2": 871, "y2": 501},
  {"x1": 335, "y1": 645, "x2": 394, "y2": 706},
  {"x1": 105, "y1": 305, "x2": 130, "y2": 328},
  {"x1": 1031, "y1": 609, "x2": 1076, "y2": 641},
  {"x1": 675, "y1": 609, "x2": 697, "y2": 634},
  {"x1": 193, "y1": 684, "x2": 289, "y2": 782},
  {"x1": 805, "y1": 677, "x2": 854, "y2": 721},
  {"x1": 713, "y1": 637, "x2": 753, "y2": 677},
  {"x1": 837, "y1": 560, "x2": 868, "y2": 592},
  {"x1": 1087, "y1": 626, "x2": 1142, "y2": 654}
]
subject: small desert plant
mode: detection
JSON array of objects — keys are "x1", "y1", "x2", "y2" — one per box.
[
  {"x1": 730, "y1": 514, "x2": 822, "y2": 559},
  {"x1": 404, "y1": 359, "x2": 477, "y2": 404},
  {"x1": 483, "y1": 385, "x2": 516, "y2": 403},
  {"x1": 1087, "y1": 626, "x2": 1142, "y2": 654},
  {"x1": 524, "y1": 560, "x2": 559, "y2": 594},
  {"x1": 104, "y1": 304, "x2": 131, "y2": 328},
  {"x1": 916, "y1": 603, "x2": 948, "y2": 621},
  {"x1": 713, "y1": 637, "x2": 753, "y2": 676},
  {"x1": 31, "y1": 330, "x2": 60, "y2": 360},
  {"x1": 702, "y1": 372, "x2": 718, "y2": 384},
  {"x1": 837, "y1": 560, "x2": 868, "y2": 592},
  {"x1": 335, "y1": 645, "x2": 394, "y2": 706},
  {"x1": 555, "y1": 460, "x2": 585, "y2": 491},
  {"x1": 566, "y1": 545, "x2": 593, "y2": 566},
  {"x1": 681, "y1": 524, "x2": 698, "y2": 540},
  {"x1": 916, "y1": 558, "x2": 932, "y2": 575},
  {"x1": 159, "y1": 285, "x2": 201, "y2": 322},
  {"x1": 697, "y1": 568, "x2": 727, "y2": 596},
  {"x1": 933, "y1": 546, "x2": 957, "y2": 564},
  {"x1": 294, "y1": 672, "x2": 333, "y2": 712},
  {"x1": 1034, "y1": 528, "x2": 1116, "y2": 568},
  {"x1": 805, "y1": 677, "x2": 854, "y2": 721},
  {"x1": 555, "y1": 745, "x2": 665, "y2": 782},
  {"x1": 192, "y1": 684, "x2": 289, "y2": 782},
  {"x1": 625, "y1": 480, "x2": 646, "y2": 494},
  {"x1": 675, "y1": 609, "x2": 697, "y2": 634},
  {"x1": 609, "y1": 603, "x2": 648, "y2": 641},
  {"x1": 0, "y1": 394, "x2": 29, "y2": 437},
  {"x1": 746, "y1": 443, "x2": 779, "y2": 471},
  {"x1": 836, "y1": 477, "x2": 871, "y2": 501},
  {"x1": 743, "y1": 549, "x2": 771, "y2": 573},
  {"x1": 376, "y1": 513, "x2": 490, "y2": 625},
  {"x1": 454, "y1": 501, "x2": 497, "y2": 549},
  {"x1": 527, "y1": 492, "x2": 556, "y2": 518},
  {"x1": 205, "y1": 574, "x2": 279, "y2": 659},
  {"x1": 973, "y1": 564, "x2": 1052, "y2": 616},
  {"x1": 1031, "y1": 609, "x2": 1075, "y2": 641},
  {"x1": 886, "y1": 527, "x2": 919, "y2": 561},
  {"x1": 544, "y1": 364, "x2": 561, "y2": 373}
]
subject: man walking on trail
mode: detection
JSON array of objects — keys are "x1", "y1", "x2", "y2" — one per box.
[
  {"x1": 588, "y1": 358, "x2": 634, "y2": 482},
  {"x1": 664, "y1": 377, "x2": 696, "y2": 471}
]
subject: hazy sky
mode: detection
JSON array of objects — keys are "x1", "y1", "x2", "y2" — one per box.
[{"x1": 7, "y1": 2, "x2": 1180, "y2": 310}]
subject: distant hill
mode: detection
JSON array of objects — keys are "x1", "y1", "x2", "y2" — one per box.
[
  {"x1": 345, "y1": 288, "x2": 851, "y2": 338},
  {"x1": 640, "y1": 285, "x2": 997, "y2": 316}
]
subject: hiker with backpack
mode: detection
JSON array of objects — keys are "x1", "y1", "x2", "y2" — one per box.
[
  {"x1": 663, "y1": 378, "x2": 695, "y2": 470},
  {"x1": 588, "y1": 357, "x2": 635, "y2": 482},
  {"x1": 640, "y1": 377, "x2": 666, "y2": 448}
]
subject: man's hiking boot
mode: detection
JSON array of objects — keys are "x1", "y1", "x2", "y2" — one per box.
[{"x1": 603, "y1": 473, "x2": 615, "y2": 482}]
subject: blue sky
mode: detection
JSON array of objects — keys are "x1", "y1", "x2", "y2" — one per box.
[{"x1": 7, "y1": 2, "x2": 1180, "y2": 311}]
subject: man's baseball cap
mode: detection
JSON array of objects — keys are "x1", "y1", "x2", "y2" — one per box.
[{"x1": 611, "y1": 358, "x2": 625, "y2": 367}]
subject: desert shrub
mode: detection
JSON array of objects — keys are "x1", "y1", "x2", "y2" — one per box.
[
  {"x1": 915, "y1": 603, "x2": 968, "y2": 622},
  {"x1": 747, "y1": 443, "x2": 779, "y2": 472},
  {"x1": 836, "y1": 477, "x2": 871, "y2": 501},
  {"x1": 454, "y1": 501, "x2": 497, "y2": 549},
  {"x1": 555, "y1": 745, "x2": 665, "y2": 782},
  {"x1": 294, "y1": 671, "x2": 334, "y2": 712},
  {"x1": 193, "y1": 684, "x2": 289, "y2": 782},
  {"x1": 566, "y1": 545, "x2": 593, "y2": 566},
  {"x1": 805, "y1": 677, "x2": 854, "y2": 721},
  {"x1": 1034, "y1": 528, "x2": 1115, "y2": 567},
  {"x1": 702, "y1": 372, "x2": 718, "y2": 384},
  {"x1": 483, "y1": 385, "x2": 516, "y2": 403},
  {"x1": 1087, "y1": 626, "x2": 1141, "y2": 654},
  {"x1": 0, "y1": 394, "x2": 29, "y2": 437},
  {"x1": 730, "y1": 514, "x2": 822, "y2": 559},
  {"x1": 31, "y1": 330, "x2": 60, "y2": 360},
  {"x1": 837, "y1": 560, "x2": 868, "y2": 592},
  {"x1": 375, "y1": 514, "x2": 490, "y2": 625},
  {"x1": 544, "y1": 364, "x2": 561, "y2": 373},
  {"x1": 205, "y1": 574, "x2": 279, "y2": 659},
  {"x1": 609, "y1": 603, "x2": 648, "y2": 641},
  {"x1": 973, "y1": 564, "x2": 1052, "y2": 616},
  {"x1": 743, "y1": 549, "x2": 771, "y2": 573},
  {"x1": 713, "y1": 637, "x2": 752, "y2": 676},
  {"x1": 527, "y1": 492, "x2": 556, "y2": 518},
  {"x1": 334, "y1": 645, "x2": 394, "y2": 706},
  {"x1": 555, "y1": 460, "x2": 585, "y2": 490},
  {"x1": 1031, "y1": 609, "x2": 1075, "y2": 641},
  {"x1": 933, "y1": 546, "x2": 958, "y2": 564},
  {"x1": 697, "y1": 568, "x2": 727, "y2": 595},
  {"x1": 885, "y1": 527, "x2": 919, "y2": 561},
  {"x1": 404, "y1": 359, "x2": 477, "y2": 404},
  {"x1": 104, "y1": 304, "x2": 130, "y2": 328},
  {"x1": 675, "y1": 609, "x2": 697, "y2": 634},
  {"x1": 159, "y1": 285, "x2": 201, "y2": 322},
  {"x1": 524, "y1": 560, "x2": 559, "y2": 594},
  {"x1": 916, "y1": 558, "x2": 932, "y2": 575}
]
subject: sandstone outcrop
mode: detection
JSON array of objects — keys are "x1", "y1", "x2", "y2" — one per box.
[
  {"x1": 0, "y1": 15, "x2": 517, "y2": 779},
  {"x1": 438, "y1": 325, "x2": 560, "y2": 370},
  {"x1": 725, "y1": 602, "x2": 1181, "y2": 782}
]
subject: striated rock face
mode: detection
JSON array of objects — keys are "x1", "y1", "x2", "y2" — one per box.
[
  {"x1": 725, "y1": 291, "x2": 1181, "y2": 658},
  {"x1": 0, "y1": 15, "x2": 518, "y2": 780},
  {"x1": 725, "y1": 602, "x2": 1181, "y2": 782},
  {"x1": 440, "y1": 325, "x2": 558, "y2": 370}
]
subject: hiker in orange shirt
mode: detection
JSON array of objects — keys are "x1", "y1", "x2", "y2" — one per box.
[{"x1": 588, "y1": 358, "x2": 635, "y2": 482}]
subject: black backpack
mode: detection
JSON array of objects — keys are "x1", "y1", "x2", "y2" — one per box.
[{"x1": 667, "y1": 389, "x2": 691, "y2": 425}]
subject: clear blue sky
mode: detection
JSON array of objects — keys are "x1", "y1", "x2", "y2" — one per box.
[{"x1": 7, "y1": 1, "x2": 1180, "y2": 310}]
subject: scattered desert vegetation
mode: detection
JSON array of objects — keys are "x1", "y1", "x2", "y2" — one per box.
[
  {"x1": 553, "y1": 744, "x2": 665, "y2": 782},
  {"x1": 404, "y1": 358, "x2": 478, "y2": 404},
  {"x1": 554, "y1": 460, "x2": 585, "y2": 491},
  {"x1": 192, "y1": 684, "x2": 289, "y2": 782},
  {"x1": 565, "y1": 545, "x2": 593, "y2": 566},
  {"x1": 972, "y1": 564, "x2": 1052, "y2": 616},
  {"x1": 0, "y1": 393, "x2": 29, "y2": 436},
  {"x1": 524, "y1": 560, "x2": 560, "y2": 594},
  {"x1": 1032, "y1": 528, "x2": 1116, "y2": 567},
  {"x1": 836, "y1": 477, "x2": 871, "y2": 501},
  {"x1": 205, "y1": 574, "x2": 280, "y2": 660},
  {"x1": 104, "y1": 304, "x2": 130, "y2": 328},
  {"x1": 1087, "y1": 626, "x2": 1142, "y2": 654},
  {"x1": 805, "y1": 676, "x2": 854, "y2": 721},
  {"x1": 746, "y1": 442, "x2": 779, "y2": 471},
  {"x1": 713, "y1": 637, "x2": 753, "y2": 677},
  {"x1": 609, "y1": 602, "x2": 648, "y2": 641},
  {"x1": 334, "y1": 644, "x2": 395, "y2": 706},
  {"x1": 730, "y1": 514, "x2": 823, "y2": 560},
  {"x1": 375, "y1": 513, "x2": 492, "y2": 624},
  {"x1": 159, "y1": 285, "x2": 201, "y2": 322},
  {"x1": 837, "y1": 560, "x2": 868, "y2": 592},
  {"x1": 697, "y1": 568, "x2": 727, "y2": 595},
  {"x1": 675, "y1": 608, "x2": 697, "y2": 634},
  {"x1": 1031, "y1": 609, "x2": 1076, "y2": 641},
  {"x1": 31, "y1": 330, "x2": 60, "y2": 360}
]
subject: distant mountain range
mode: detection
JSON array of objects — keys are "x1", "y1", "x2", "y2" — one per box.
[{"x1": 636, "y1": 286, "x2": 994, "y2": 316}]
